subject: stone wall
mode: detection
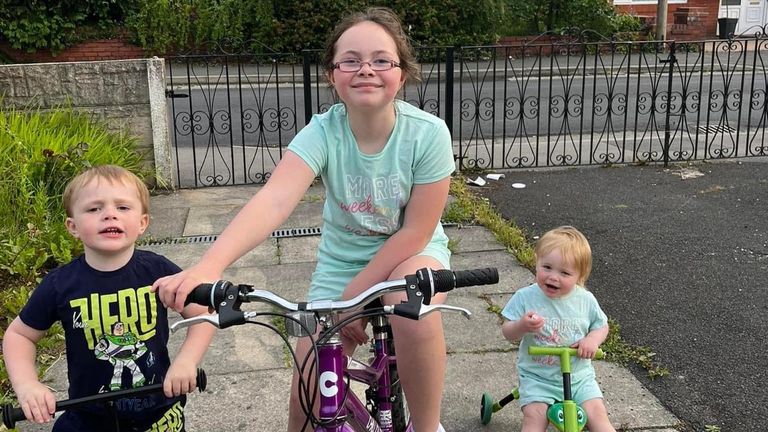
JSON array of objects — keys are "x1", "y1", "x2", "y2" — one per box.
[{"x1": 0, "y1": 58, "x2": 173, "y2": 187}]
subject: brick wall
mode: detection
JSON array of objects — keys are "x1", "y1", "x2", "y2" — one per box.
[
  {"x1": 616, "y1": 0, "x2": 719, "y2": 40},
  {"x1": 0, "y1": 39, "x2": 146, "y2": 64}
]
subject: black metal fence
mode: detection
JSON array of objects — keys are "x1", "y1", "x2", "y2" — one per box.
[{"x1": 166, "y1": 33, "x2": 768, "y2": 188}]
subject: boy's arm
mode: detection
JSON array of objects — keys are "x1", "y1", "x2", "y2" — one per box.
[
  {"x1": 163, "y1": 304, "x2": 216, "y2": 397},
  {"x1": 2, "y1": 317, "x2": 57, "y2": 423},
  {"x1": 571, "y1": 324, "x2": 609, "y2": 358}
]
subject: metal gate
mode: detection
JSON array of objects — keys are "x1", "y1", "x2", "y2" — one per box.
[{"x1": 167, "y1": 32, "x2": 768, "y2": 188}]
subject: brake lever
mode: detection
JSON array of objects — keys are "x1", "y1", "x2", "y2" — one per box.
[
  {"x1": 419, "y1": 304, "x2": 472, "y2": 319},
  {"x1": 171, "y1": 311, "x2": 262, "y2": 333},
  {"x1": 171, "y1": 315, "x2": 221, "y2": 333}
]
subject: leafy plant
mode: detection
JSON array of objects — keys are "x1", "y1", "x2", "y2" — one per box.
[
  {"x1": 126, "y1": 0, "x2": 275, "y2": 54},
  {"x1": 0, "y1": 0, "x2": 132, "y2": 53}
]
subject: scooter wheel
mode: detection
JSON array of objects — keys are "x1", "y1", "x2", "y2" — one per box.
[{"x1": 480, "y1": 393, "x2": 494, "y2": 425}]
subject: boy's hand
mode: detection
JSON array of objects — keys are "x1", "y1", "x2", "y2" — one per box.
[
  {"x1": 571, "y1": 336, "x2": 600, "y2": 358},
  {"x1": 163, "y1": 359, "x2": 197, "y2": 398},
  {"x1": 522, "y1": 311, "x2": 545, "y2": 333},
  {"x1": 15, "y1": 380, "x2": 56, "y2": 423}
]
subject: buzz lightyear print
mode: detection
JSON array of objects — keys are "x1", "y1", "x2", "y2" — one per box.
[{"x1": 94, "y1": 322, "x2": 148, "y2": 390}]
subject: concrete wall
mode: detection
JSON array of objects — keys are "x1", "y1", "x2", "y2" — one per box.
[{"x1": 0, "y1": 58, "x2": 173, "y2": 187}]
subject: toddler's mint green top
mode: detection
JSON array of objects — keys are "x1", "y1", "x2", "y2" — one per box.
[
  {"x1": 502, "y1": 283, "x2": 608, "y2": 384},
  {"x1": 288, "y1": 100, "x2": 455, "y2": 300}
]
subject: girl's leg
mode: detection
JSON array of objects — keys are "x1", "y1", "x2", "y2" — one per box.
[
  {"x1": 383, "y1": 256, "x2": 447, "y2": 432},
  {"x1": 287, "y1": 335, "x2": 318, "y2": 432},
  {"x1": 520, "y1": 403, "x2": 549, "y2": 432},
  {"x1": 582, "y1": 398, "x2": 616, "y2": 432}
]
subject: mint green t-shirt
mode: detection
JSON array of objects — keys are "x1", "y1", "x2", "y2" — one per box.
[
  {"x1": 501, "y1": 283, "x2": 608, "y2": 392},
  {"x1": 288, "y1": 100, "x2": 455, "y2": 301}
]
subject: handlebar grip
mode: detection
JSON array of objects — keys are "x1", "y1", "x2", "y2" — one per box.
[
  {"x1": 185, "y1": 283, "x2": 215, "y2": 307},
  {"x1": 2, "y1": 404, "x2": 25, "y2": 429},
  {"x1": 185, "y1": 281, "x2": 235, "y2": 310},
  {"x1": 453, "y1": 268, "x2": 499, "y2": 289}
]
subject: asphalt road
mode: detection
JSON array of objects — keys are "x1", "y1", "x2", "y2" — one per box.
[{"x1": 476, "y1": 159, "x2": 768, "y2": 431}]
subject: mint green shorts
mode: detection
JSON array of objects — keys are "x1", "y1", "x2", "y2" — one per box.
[
  {"x1": 307, "y1": 241, "x2": 451, "y2": 302},
  {"x1": 518, "y1": 374, "x2": 604, "y2": 408}
]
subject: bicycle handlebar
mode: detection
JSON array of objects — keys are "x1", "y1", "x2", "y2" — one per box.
[
  {"x1": 528, "y1": 346, "x2": 606, "y2": 360},
  {"x1": 174, "y1": 267, "x2": 499, "y2": 331},
  {"x1": 2, "y1": 369, "x2": 207, "y2": 429}
]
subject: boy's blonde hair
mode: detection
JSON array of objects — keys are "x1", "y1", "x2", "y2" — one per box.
[
  {"x1": 534, "y1": 226, "x2": 592, "y2": 286},
  {"x1": 62, "y1": 165, "x2": 149, "y2": 217}
]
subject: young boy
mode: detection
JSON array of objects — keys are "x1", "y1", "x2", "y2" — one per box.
[
  {"x1": 501, "y1": 226, "x2": 615, "y2": 432},
  {"x1": 3, "y1": 165, "x2": 215, "y2": 431}
]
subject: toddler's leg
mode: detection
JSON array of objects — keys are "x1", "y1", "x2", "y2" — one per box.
[
  {"x1": 520, "y1": 402, "x2": 549, "y2": 432},
  {"x1": 582, "y1": 398, "x2": 616, "y2": 432}
]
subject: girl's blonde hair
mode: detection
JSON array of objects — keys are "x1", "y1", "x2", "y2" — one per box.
[
  {"x1": 534, "y1": 226, "x2": 592, "y2": 286},
  {"x1": 63, "y1": 165, "x2": 149, "y2": 217},
  {"x1": 322, "y1": 7, "x2": 421, "y2": 85}
]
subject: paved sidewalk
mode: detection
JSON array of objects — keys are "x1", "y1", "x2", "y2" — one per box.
[{"x1": 18, "y1": 184, "x2": 680, "y2": 431}]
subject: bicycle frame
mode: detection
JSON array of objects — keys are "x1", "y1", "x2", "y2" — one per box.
[
  {"x1": 174, "y1": 267, "x2": 498, "y2": 432},
  {"x1": 314, "y1": 314, "x2": 410, "y2": 432}
]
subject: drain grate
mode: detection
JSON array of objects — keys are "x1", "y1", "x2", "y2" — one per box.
[
  {"x1": 696, "y1": 124, "x2": 736, "y2": 134},
  {"x1": 271, "y1": 227, "x2": 323, "y2": 238},
  {"x1": 142, "y1": 227, "x2": 323, "y2": 246},
  {"x1": 144, "y1": 223, "x2": 462, "y2": 246}
]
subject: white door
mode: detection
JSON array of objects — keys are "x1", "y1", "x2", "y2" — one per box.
[{"x1": 720, "y1": 0, "x2": 768, "y2": 36}]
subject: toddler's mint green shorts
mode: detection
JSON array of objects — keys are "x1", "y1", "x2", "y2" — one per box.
[{"x1": 518, "y1": 374, "x2": 603, "y2": 408}]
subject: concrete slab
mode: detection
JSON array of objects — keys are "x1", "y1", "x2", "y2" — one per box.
[
  {"x1": 143, "y1": 239, "x2": 279, "y2": 269},
  {"x1": 184, "y1": 369, "x2": 292, "y2": 432},
  {"x1": 444, "y1": 225, "x2": 507, "y2": 253},
  {"x1": 442, "y1": 295, "x2": 511, "y2": 354},
  {"x1": 449, "y1": 250, "x2": 534, "y2": 297},
  {"x1": 277, "y1": 236, "x2": 320, "y2": 265}
]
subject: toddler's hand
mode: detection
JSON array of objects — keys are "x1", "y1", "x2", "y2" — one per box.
[
  {"x1": 571, "y1": 337, "x2": 600, "y2": 359},
  {"x1": 164, "y1": 359, "x2": 198, "y2": 398},
  {"x1": 15, "y1": 380, "x2": 56, "y2": 423},
  {"x1": 523, "y1": 311, "x2": 544, "y2": 333}
]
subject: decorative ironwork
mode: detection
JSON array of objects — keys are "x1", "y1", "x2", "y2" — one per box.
[{"x1": 167, "y1": 31, "x2": 768, "y2": 188}]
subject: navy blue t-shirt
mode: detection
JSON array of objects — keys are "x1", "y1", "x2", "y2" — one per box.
[{"x1": 19, "y1": 249, "x2": 184, "y2": 427}]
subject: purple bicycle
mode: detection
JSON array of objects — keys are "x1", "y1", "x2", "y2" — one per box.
[{"x1": 171, "y1": 267, "x2": 498, "y2": 432}]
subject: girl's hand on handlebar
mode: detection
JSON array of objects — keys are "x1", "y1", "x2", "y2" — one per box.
[
  {"x1": 152, "y1": 265, "x2": 221, "y2": 312},
  {"x1": 163, "y1": 359, "x2": 198, "y2": 398},
  {"x1": 15, "y1": 380, "x2": 56, "y2": 424}
]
